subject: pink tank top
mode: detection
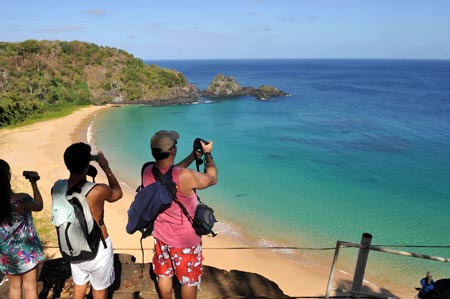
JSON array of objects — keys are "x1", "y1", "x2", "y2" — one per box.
[{"x1": 142, "y1": 165, "x2": 201, "y2": 247}]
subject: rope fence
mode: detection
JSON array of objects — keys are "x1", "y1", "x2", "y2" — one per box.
[{"x1": 41, "y1": 244, "x2": 450, "y2": 251}]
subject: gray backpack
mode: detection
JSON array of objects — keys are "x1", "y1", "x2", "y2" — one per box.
[{"x1": 51, "y1": 179, "x2": 106, "y2": 261}]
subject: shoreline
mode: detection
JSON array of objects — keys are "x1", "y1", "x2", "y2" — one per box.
[{"x1": 0, "y1": 105, "x2": 414, "y2": 298}]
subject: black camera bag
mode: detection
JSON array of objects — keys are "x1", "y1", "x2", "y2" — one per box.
[
  {"x1": 172, "y1": 193, "x2": 217, "y2": 237},
  {"x1": 192, "y1": 202, "x2": 217, "y2": 236}
]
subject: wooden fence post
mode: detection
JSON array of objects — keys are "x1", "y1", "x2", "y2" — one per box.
[
  {"x1": 351, "y1": 233, "x2": 373, "y2": 298},
  {"x1": 325, "y1": 241, "x2": 342, "y2": 299}
]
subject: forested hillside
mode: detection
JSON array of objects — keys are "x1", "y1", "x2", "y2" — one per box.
[{"x1": 0, "y1": 40, "x2": 193, "y2": 127}]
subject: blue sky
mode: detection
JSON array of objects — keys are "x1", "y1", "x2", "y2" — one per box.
[{"x1": 1, "y1": 0, "x2": 449, "y2": 60}]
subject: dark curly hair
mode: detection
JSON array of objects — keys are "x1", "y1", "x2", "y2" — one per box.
[
  {"x1": 64, "y1": 142, "x2": 91, "y2": 175},
  {"x1": 0, "y1": 159, "x2": 12, "y2": 223}
]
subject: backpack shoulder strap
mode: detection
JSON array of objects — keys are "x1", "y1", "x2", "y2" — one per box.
[
  {"x1": 152, "y1": 166, "x2": 176, "y2": 194},
  {"x1": 136, "y1": 161, "x2": 156, "y2": 192},
  {"x1": 151, "y1": 165, "x2": 172, "y2": 182},
  {"x1": 80, "y1": 181, "x2": 97, "y2": 196},
  {"x1": 154, "y1": 166, "x2": 195, "y2": 224}
]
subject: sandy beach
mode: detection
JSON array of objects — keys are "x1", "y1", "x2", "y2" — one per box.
[{"x1": 0, "y1": 105, "x2": 413, "y2": 298}]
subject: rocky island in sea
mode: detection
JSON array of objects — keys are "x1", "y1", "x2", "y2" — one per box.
[{"x1": 202, "y1": 74, "x2": 289, "y2": 100}]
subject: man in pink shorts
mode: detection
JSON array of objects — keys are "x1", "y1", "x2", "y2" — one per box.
[{"x1": 144, "y1": 130, "x2": 217, "y2": 299}]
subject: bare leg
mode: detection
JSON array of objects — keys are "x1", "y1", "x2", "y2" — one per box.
[
  {"x1": 73, "y1": 282, "x2": 89, "y2": 299},
  {"x1": 181, "y1": 285, "x2": 198, "y2": 299},
  {"x1": 92, "y1": 287, "x2": 108, "y2": 299},
  {"x1": 157, "y1": 276, "x2": 173, "y2": 299},
  {"x1": 7, "y1": 274, "x2": 22, "y2": 299},
  {"x1": 22, "y1": 268, "x2": 39, "y2": 299}
]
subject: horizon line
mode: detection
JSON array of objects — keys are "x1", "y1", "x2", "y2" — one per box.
[{"x1": 143, "y1": 57, "x2": 450, "y2": 62}]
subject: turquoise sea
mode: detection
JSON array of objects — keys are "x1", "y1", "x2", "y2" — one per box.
[{"x1": 92, "y1": 59, "x2": 450, "y2": 289}]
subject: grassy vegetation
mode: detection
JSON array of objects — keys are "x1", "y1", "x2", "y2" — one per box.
[
  {"x1": 4, "y1": 103, "x2": 90, "y2": 129},
  {"x1": 0, "y1": 40, "x2": 190, "y2": 128},
  {"x1": 33, "y1": 210, "x2": 57, "y2": 250}
]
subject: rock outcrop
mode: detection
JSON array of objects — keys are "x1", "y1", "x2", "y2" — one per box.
[
  {"x1": 202, "y1": 74, "x2": 289, "y2": 100},
  {"x1": 122, "y1": 83, "x2": 201, "y2": 105},
  {"x1": 202, "y1": 74, "x2": 245, "y2": 97},
  {"x1": 250, "y1": 84, "x2": 289, "y2": 100}
]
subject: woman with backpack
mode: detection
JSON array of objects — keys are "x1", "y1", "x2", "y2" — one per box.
[{"x1": 0, "y1": 159, "x2": 44, "y2": 299}]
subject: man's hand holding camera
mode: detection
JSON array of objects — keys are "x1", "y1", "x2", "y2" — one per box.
[
  {"x1": 91, "y1": 151, "x2": 115, "y2": 179},
  {"x1": 88, "y1": 149, "x2": 122, "y2": 203},
  {"x1": 192, "y1": 138, "x2": 213, "y2": 170},
  {"x1": 193, "y1": 138, "x2": 212, "y2": 155},
  {"x1": 199, "y1": 140, "x2": 213, "y2": 156}
]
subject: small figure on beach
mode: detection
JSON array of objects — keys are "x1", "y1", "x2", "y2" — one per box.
[
  {"x1": 0, "y1": 159, "x2": 44, "y2": 299},
  {"x1": 51, "y1": 143, "x2": 123, "y2": 299},
  {"x1": 418, "y1": 272, "x2": 437, "y2": 299},
  {"x1": 146, "y1": 130, "x2": 217, "y2": 299}
]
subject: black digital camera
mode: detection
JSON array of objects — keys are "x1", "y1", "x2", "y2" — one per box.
[
  {"x1": 193, "y1": 138, "x2": 209, "y2": 154},
  {"x1": 23, "y1": 171, "x2": 40, "y2": 181},
  {"x1": 90, "y1": 154, "x2": 98, "y2": 162}
]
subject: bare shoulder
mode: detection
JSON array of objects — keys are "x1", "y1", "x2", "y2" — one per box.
[
  {"x1": 89, "y1": 182, "x2": 122, "y2": 203},
  {"x1": 178, "y1": 167, "x2": 194, "y2": 174},
  {"x1": 178, "y1": 167, "x2": 196, "y2": 180},
  {"x1": 11, "y1": 192, "x2": 28, "y2": 201},
  {"x1": 88, "y1": 183, "x2": 112, "y2": 200},
  {"x1": 178, "y1": 166, "x2": 215, "y2": 190}
]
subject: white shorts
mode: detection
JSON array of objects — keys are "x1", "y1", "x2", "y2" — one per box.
[{"x1": 70, "y1": 237, "x2": 115, "y2": 290}]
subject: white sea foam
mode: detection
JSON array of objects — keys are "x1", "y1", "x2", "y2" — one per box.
[
  {"x1": 209, "y1": 220, "x2": 245, "y2": 240},
  {"x1": 87, "y1": 121, "x2": 93, "y2": 144},
  {"x1": 87, "y1": 113, "x2": 100, "y2": 154},
  {"x1": 87, "y1": 119, "x2": 96, "y2": 147}
]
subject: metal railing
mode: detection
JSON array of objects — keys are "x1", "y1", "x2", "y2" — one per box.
[{"x1": 325, "y1": 233, "x2": 450, "y2": 299}]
